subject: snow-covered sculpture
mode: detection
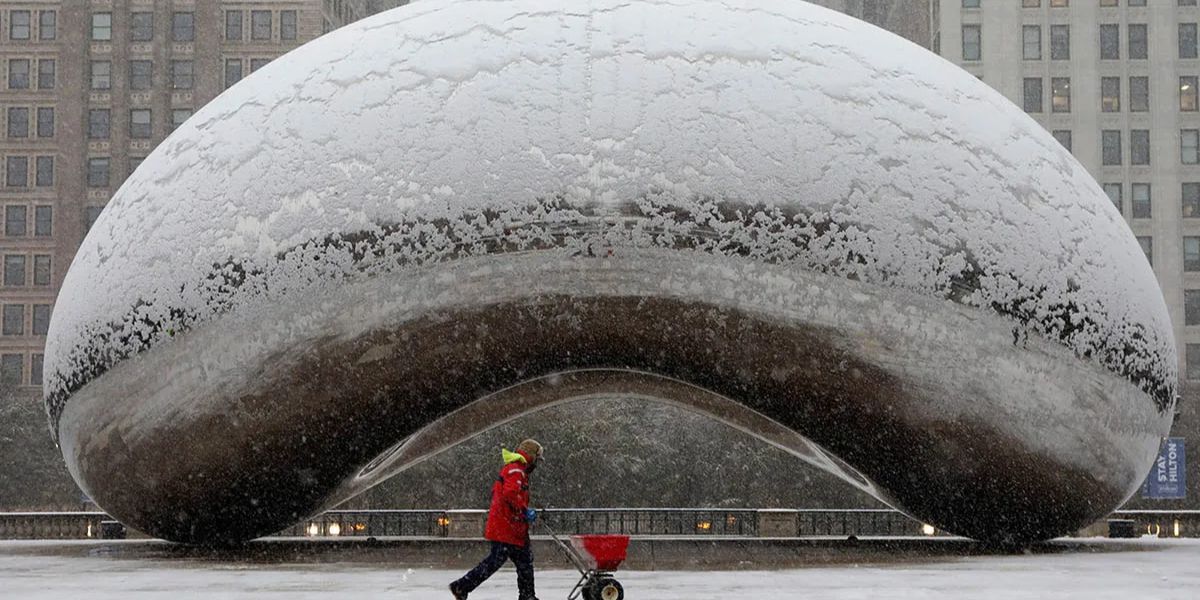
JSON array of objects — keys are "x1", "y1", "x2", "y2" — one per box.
[{"x1": 46, "y1": 0, "x2": 1175, "y2": 544}]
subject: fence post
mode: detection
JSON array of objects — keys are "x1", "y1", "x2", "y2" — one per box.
[{"x1": 757, "y1": 509, "x2": 799, "y2": 538}]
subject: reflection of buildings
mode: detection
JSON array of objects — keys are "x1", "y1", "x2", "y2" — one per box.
[
  {"x1": 934, "y1": 3, "x2": 1198, "y2": 383},
  {"x1": 815, "y1": 0, "x2": 1198, "y2": 508},
  {"x1": 0, "y1": 1, "x2": 370, "y2": 395}
]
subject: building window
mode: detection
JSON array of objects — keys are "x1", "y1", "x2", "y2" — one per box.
[
  {"x1": 963, "y1": 25, "x2": 981, "y2": 61},
  {"x1": 1102, "y1": 130, "x2": 1122, "y2": 165},
  {"x1": 1185, "y1": 343, "x2": 1200, "y2": 374},
  {"x1": 1185, "y1": 183, "x2": 1200, "y2": 217},
  {"x1": 1184, "y1": 129, "x2": 1200, "y2": 164},
  {"x1": 85, "y1": 206, "x2": 104, "y2": 231},
  {"x1": 1023, "y1": 26, "x2": 1041, "y2": 60},
  {"x1": 31, "y1": 304, "x2": 50, "y2": 336},
  {"x1": 130, "y1": 109, "x2": 152, "y2": 139},
  {"x1": 10, "y1": 10, "x2": 31, "y2": 40},
  {"x1": 1138, "y1": 236, "x2": 1153, "y2": 265},
  {"x1": 1131, "y1": 130, "x2": 1150, "y2": 165},
  {"x1": 30, "y1": 353, "x2": 42, "y2": 385},
  {"x1": 88, "y1": 109, "x2": 110, "y2": 139},
  {"x1": 0, "y1": 354, "x2": 20, "y2": 386},
  {"x1": 1023, "y1": 78, "x2": 1043, "y2": 113},
  {"x1": 8, "y1": 59, "x2": 30, "y2": 89},
  {"x1": 226, "y1": 11, "x2": 243, "y2": 41},
  {"x1": 1184, "y1": 77, "x2": 1200, "y2": 112},
  {"x1": 33, "y1": 206, "x2": 50, "y2": 236},
  {"x1": 3, "y1": 257, "x2": 26, "y2": 288},
  {"x1": 1188, "y1": 237, "x2": 1200, "y2": 271},
  {"x1": 1130, "y1": 76, "x2": 1149, "y2": 112},
  {"x1": 39, "y1": 11, "x2": 56, "y2": 41},
  {"x1": 36, "y1": 107, "x2": 53, "y2": 138},
  {"x1": 224, "y1": 59, "x2": 243, "y2": 89},
  {"x1": 173, "y1": 12, "x2": 194, "y2": 42},
  {"x1": 1, "y1": 304, "x2": 24, "y2": 335},
  {"x1": 91, "y1": 61, "x2": 111, "y2": 89},
  {"x1": 35, "y1": 156, "x2": 52, "y2": 187},
  {"x1": 171, "y1": 109, "x2": 192, "y2": 132},
  {"x1": 37, "y1": 59, "x2": 54, "y2": 89},
  {"x1": 252, "y1": 10, "x2": 272, "y2": 41},
  {"x1": 7, "y1": 107, "x2": 28, "y2": 139},
  {"x1": 131, "y1": 12, "x2": 154, "y2": 42},
  {"x1": 963, "y1": 0, "x2": 980, "y2": 7},
  {"x1": 1101, "y1": 0, "x2": 1119, "y2": 6},
  {"x1": 281, "y1": 11, "x2": 298, "y2": 41},
  {"x1": 1022, "y1": 0, "x2": 1038, "y2": 6},
  {"x1": 1131, "y1": 183, "x2": 1151, "y2": 217},
  {"x1": 250, "y1": 58, "x2": 271, "y2": 73},
  {"x1": 91, "y1": 13, "x2": 112, "y2": 41},
  {"x1": 129, "y1": 157, "x2": 144, "y2": 175},
  {"x1": 87, "y1": 158, "x2": 110, "y2": 188},
  {"x1": 1128, "y1": 24, "x2": 1148, "y2": 59},
  {"x1": 6, "y1": 157, "x2": 27, "y2": 187},
  {"x1": 4, "y1": 206, "x2": 26, "y2": 237},
  {"x1": 1100, "y1": 24, "x2": 1120, "y2": 60},
  {"x1": 1050, "y1": 25, "x2": 1070, "y2": 60},
  {"x1": 171, "y1": 60, "x2": 193, "y2": 89},
  {"x1": 1101, "y1": 77, "x2": 1121, "y2": 112},
  {"x1": 1188, "y1": 291, "x2": 1200, "y2": 325},
  {"x1": 130, "y1": 60, "x2": 153, "y2": 90},
  {"x1": 33, "y1": 255, "x2": 49, "y2": 286},
  {"x1": 1051, "y1": 0, "x2": 1069, "y2": 6},
  {"x1": 1103, "y1": 183, "x2": 1122, "y2": 212},
  {"x1": 1052, "y1": 130, "x2": 1072, "y2": 152},
  {"x1": 1183, "y1": 24, "x2": 1199, "y2": 59}
]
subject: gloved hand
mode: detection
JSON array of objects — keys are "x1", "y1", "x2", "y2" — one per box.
[{"x1": 524, "y1": 508, "x2": 538, "y2": 524}]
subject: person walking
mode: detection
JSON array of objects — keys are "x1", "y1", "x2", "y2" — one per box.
[{"x1": 450, "y1": 439, "x2": 544, "y2": 600}]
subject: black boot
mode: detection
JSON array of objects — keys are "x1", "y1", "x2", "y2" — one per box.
[{"x1": 448, "y1": 583, "x2": 468, "y2": 600}]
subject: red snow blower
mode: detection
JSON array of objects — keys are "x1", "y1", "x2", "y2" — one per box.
[{"x1": 541, "y1": 519, "x2": 629, "y2": 600}]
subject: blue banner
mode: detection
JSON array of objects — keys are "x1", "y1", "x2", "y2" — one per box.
[{"x1": 1142, "y1": 437, "x2": 1186, "y2": 500}]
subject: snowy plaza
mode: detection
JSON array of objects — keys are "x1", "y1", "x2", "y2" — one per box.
[{"x1": 1, "y1": 538, "x2": 1198, "y2": 599}]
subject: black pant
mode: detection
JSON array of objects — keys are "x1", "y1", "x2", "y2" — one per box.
[{"x1": 452, "y1": 541, "x2": 535, "y2": 599}]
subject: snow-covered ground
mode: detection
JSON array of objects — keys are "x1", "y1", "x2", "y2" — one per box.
[{"x1": 1, "y1": 539, "x2": 1197, "y2": 599}]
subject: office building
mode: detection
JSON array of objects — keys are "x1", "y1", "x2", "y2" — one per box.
[{"x1": 0, "y1": 1, "x2": 370, "y2": 394}]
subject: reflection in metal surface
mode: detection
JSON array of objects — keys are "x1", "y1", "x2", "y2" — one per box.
[{"x1": 45, "y1": 0, "x2": 1175, "y2": 544}]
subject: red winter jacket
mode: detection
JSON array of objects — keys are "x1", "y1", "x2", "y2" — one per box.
[{"x1": 484, "y1": 450, "x2": 533, "y2": 547}]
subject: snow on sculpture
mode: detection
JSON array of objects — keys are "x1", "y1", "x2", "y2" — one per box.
[{"x1": 45, "y1": 0, "x2": 1175, "y2": 544}]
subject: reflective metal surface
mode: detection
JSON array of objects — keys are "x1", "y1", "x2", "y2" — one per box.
[
  {"x1": 46, "y1": 0, "x2": 1175, "y2": 544},
  {"x1": 57, "y1": 247, "x2": 1169, "y2": 543}
]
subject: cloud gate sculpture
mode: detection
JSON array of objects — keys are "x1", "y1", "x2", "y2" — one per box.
[{"x1": 45, "y1": 0, "x2": 1176, "y2": 545}]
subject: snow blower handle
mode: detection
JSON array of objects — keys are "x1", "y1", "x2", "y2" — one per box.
[
  {"x1": 534, "y1": 506, "x2": 592, "y2": 575},
  {"x1": 533, "y1": 505, "x2": 557, "y2": 537}
]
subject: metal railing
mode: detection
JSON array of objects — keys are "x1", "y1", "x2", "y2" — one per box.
[
  {"x1": 276, "y1": 510, "x2": 451, "y2": 538},
  {"x1": 1110, "y1": 510, "x2": 1200, "y2": 538},
  {"x1": 541, "y1": 508, "x2": 759, "y2": 537},
  {"x1": 0, "y1": 511, "x2": 108, "y2": 540},
  {"x1": 794, "y1": 509, "x2": 936, "y2": 537},
  {"x1": 3, "y1": 508, "x2": 1198, "y2": 540}
]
